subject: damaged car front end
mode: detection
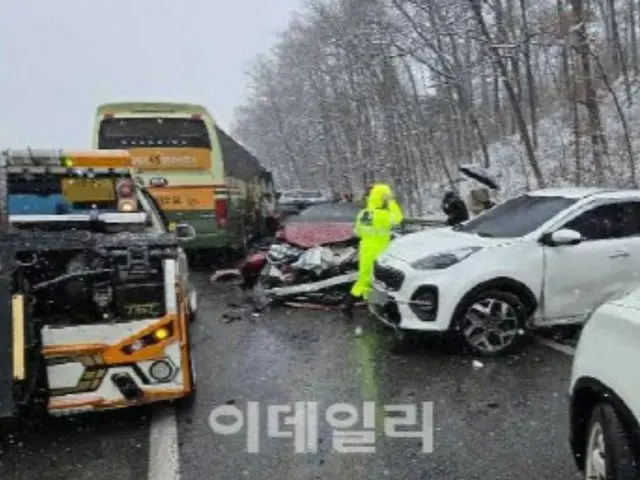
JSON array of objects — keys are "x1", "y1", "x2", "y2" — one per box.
[{"x1": 229, "y1": 202, "x2": 362, "y2": 308}]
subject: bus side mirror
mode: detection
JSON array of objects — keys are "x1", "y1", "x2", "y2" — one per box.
[{"x1": 175, "y1": 222, "x2": 196, "y2": 241}]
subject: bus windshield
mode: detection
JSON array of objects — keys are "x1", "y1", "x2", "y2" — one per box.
[{"x1": 98, "y1": 117, "x2": 212, "y2": 149}]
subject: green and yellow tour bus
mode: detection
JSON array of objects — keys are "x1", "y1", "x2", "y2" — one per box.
[{"x1": 92, "y1": 102, "x2": 273, "y2": 258}]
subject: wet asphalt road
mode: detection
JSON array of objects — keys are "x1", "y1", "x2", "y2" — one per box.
[{"x1": 0, "y1": 272, "x2": 581, "y2": 479}]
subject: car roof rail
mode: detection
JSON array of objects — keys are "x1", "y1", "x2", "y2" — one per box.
[{"x1": 589, "y1": 188, "x2": 638, "y2": 198}]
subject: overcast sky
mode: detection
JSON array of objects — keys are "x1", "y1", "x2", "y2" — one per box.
[{"x1": 0, "y1": 0, "x2": 301, "y2": 148}]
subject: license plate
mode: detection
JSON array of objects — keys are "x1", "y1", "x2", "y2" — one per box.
[
  {"x1": 149, "y1": 187, "x2": 215, "y2": 211},
  {"x1": 369, "y1": 281, "x2": 389, "y2": 305},
  {"x1": 168, "y1": 221, "x2": 177, "y2": 231},
  {"x1": 61, "y1": 178, "x2": 115, "y2": 202}
]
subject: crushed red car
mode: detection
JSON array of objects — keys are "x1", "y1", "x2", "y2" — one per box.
[{"x1": 236, "y1": 202, "x2": 362, "y2": 304}]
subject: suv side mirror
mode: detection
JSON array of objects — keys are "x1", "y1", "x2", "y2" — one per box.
[
  {"x1": 175, "y1": 222, "x2": 196, "y2": 241},
  {"x1": 540, "y1": 228, "x2": 582, "y2": 246}
]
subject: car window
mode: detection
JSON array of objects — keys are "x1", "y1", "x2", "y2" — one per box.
[
  {"x1": 455, "y1": 194, "x2": 578, "y2": 238},
  {"x1": 7, "y1": 172, "x2": 157, "y2": 235},
  {"x1": 563, "y1": 202, "x2": 640, "y2": 240}
]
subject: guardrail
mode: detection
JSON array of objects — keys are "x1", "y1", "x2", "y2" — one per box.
[
  {"x1": 404, "y1": 216, "x2": 448, "y2": 226},
  {"x1": 400, "y1": 216, "x2": 448, "y2": 233}
]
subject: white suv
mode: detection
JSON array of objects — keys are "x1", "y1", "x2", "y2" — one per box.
[
  {"x1": 569, "y1": 286, "x2": 640, "y2": 479},
  {"x1": 368, "y1": 187, "x2": 640, "y2": 356}
]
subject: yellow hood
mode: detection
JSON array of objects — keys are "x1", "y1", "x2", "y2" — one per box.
[{"x1": 367, "y1": 184, "x2": 392, "y2": 209}]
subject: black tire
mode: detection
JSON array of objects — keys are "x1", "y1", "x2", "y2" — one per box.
[
  {"x1": 584, "y1": 402, "x2": 639, "y2": 479},
  {"x1": 452, "y1": 289, "x2": 528, "y2": 357}
]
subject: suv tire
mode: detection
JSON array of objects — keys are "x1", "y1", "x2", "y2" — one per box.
[{"x1": 452, "y1": 289, "x2": 527, "y2": 356}]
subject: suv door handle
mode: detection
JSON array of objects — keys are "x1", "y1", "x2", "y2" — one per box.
[{"x1": 609, "y1": 251, "x2": 630, "y2": 258}]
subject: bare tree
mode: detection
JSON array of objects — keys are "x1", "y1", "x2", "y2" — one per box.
[{"x1": 233, "y1": 0, "x2": 640, "y2": 213}]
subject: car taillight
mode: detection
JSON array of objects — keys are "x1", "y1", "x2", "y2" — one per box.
[
  {"x1": 116, "y1": 179, "x2": 138, "y2": 212},
  {"x1": 216, "y1": 197, "x2": 228, "y2": 227}
]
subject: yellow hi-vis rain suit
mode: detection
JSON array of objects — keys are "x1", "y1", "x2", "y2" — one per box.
[{"x1": 350, "y1": 184, "x2": 403, "y2": 299}]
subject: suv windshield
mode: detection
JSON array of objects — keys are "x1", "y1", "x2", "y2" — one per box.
[{"x1": 455, "y1": 194, "x2": 577, "y2": 238}]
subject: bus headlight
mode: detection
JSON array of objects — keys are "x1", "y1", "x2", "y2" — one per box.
[
  {"x1": 149, "y1": 360, "x2": 174, "y2": 382},
  {"x1": 119, "y1": 200, "x2": 135, "y2": 212}
]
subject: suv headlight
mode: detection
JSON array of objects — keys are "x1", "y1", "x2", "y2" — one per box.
[{"x1": 410, "y1": 246, "x2": 482, "y2": 270}]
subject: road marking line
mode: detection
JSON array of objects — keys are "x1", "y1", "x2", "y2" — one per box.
[
  {"x1": 148, "y1": 405, "x2": 181, "y2": 480},
  {"x1": 535, "y1": 336, "x2": 576, "y2": 356}
]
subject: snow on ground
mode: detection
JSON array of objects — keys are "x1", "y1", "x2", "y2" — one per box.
[{"x1": 418, "y1": 81, "x2": 640, "y2": 215}]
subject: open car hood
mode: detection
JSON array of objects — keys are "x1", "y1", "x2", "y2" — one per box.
[
  {"x1": 459, "y1": 164, "x2": 499, "y2": 190},
  {"x1": 282, "y1": 222, "x2": 354, "y2": 248}
]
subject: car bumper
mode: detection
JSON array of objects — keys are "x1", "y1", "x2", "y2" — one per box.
[{"x1": 367, "y1": 255, "x2": 467, "y2": 332}]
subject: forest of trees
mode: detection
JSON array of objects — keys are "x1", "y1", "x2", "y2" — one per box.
[{"x1": 233, "y1": 0, "x2": 640, "y2": 214}]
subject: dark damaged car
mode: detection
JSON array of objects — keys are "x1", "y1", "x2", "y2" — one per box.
[{"x1": 240, "y1": 202, "x2": 362, "y2": 305}]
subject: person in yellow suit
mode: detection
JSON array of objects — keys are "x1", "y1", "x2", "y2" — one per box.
[{"x1": 342, "y1": 183, "x2": 403, "y2": 320}]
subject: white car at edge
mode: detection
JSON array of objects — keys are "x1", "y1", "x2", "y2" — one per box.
[
  {"x1": 368, "y1": 187, "x2": 640, "y2": 356},
  {"x1": 569, "y1": 285, "x2": 640, "y2": 479}
]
